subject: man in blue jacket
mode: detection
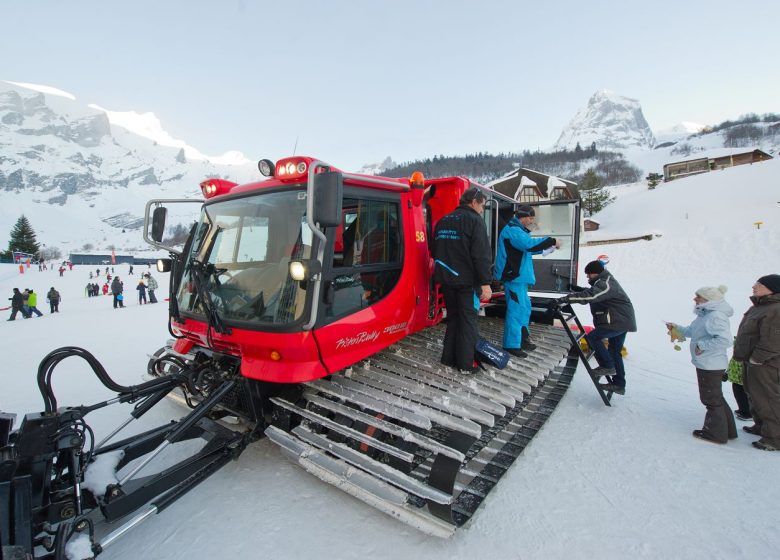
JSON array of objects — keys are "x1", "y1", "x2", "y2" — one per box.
[{"x1": 495, "y1": 206, "x2": 560, "y2": 357}]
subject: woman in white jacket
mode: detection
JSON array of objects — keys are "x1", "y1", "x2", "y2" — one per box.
[{"x1": 667, "y1": 285, "x2": 737, "y2": 444}]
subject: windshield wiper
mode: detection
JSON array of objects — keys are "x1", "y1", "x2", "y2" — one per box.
[{"x1": 190, "y1": 259, "x2": 231, "y2": 336}]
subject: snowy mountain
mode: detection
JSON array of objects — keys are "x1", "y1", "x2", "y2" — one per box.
[
  {"x1": 356, "y1": 156, "x2": 397, "y2": 176},
  {"x1": 554, "y1": 90, "x2": 656, "y2": 151},
  {"x1": 0, "y1": 81, "x2": 258, "y2": 253},
  {"x1": 654, "y1": 121, "x2": 706, "y2": 144}
]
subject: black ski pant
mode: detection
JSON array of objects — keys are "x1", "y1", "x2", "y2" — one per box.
[
  {"x1": 441, "y1": 286, "x2": 478, "y2": 371},
  {"x1": 148, "y1": 290, "x2": 157, "y2": 303},
  {"x1": 696, "y1": 368, "x2": 737, "y2": 443},
  {"x1": 732, "y1": 383, "x2": 751, "y2": 418},
  {"x1": 743, "y1": 362, "x2": 780, "y2": 447}
]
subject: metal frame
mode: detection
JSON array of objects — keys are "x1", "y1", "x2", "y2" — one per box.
[{"x1": 142, "y1": 198, "x2": 204, "y2": 254}]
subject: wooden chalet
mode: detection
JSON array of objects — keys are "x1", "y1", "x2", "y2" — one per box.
[
  {"x1": 486, "y1": 168, "x2": 578, "y2": 202},
  {"x1": 663, "y1": 148, "x2": 773, "y2": 182}
]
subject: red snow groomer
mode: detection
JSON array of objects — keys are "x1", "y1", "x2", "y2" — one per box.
[{"x1": 1, "y1": 156, "x2": 584, "y2": 558}]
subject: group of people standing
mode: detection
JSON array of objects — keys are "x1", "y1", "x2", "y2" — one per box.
[
  {"x1": 7, "y1": 287, "x2": 60, "y2": 320},
  {"x1": 667, "y1": 275, "x2": 780, "y2": 451},
  {"x1": 108, "y1": 273, "x2": 159, "y2": 308},
  {"x1": 433, "y1": 188, "x2": 634, "y2": 392},
  {"x1": 432, "y1": 187, "x2": 778, "y2": 453}
]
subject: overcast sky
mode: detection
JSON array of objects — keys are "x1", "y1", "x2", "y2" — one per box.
[{"x1": 3, "y1": 0, "x2": 779, "y2": 171}]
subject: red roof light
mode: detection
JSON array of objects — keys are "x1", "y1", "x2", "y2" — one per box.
[{"x1": 200, "y1": 178, "x2": 238, "y2": 198}]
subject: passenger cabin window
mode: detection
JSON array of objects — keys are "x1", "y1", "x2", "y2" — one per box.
[{"x1": 327, "y1": 197, "x2": 401, "y2": 319}]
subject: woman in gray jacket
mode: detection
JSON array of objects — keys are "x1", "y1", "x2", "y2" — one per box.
[{"x1": 667, "y1": 285, "x2": 736, "y2": 444}]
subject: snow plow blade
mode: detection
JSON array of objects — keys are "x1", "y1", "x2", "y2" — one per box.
[{"x1": 266, "y1": 318, "x2": 577, "y2": 536}]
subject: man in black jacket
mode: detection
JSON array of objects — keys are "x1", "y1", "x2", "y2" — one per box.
[
  {"x1": 7, "y1": 288, "x2": 25, "y2": 320},
  {"x1": 433, "y1": 187, "x2": 493, "y2": 373},
  {"x1": 562, "y1": 260, "x2": 637, "y2": 394}
]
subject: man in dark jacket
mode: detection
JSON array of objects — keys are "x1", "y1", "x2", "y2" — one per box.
[
  {"x1": 734, "y1": 274, "x2": 780, "y2": 451},
  {"x1": 7, "y1": 288, "x2": 25, "y2": 320},
  {"x1": 433, "y1": 187, "x2": 493, "y2": 373},
  {"x1": 111, "y1": 276, "x2": 124, "y2": 308},
  {"x1": 562, "y1": 260, "x2": 637, "y2": 394},
  {"x1": 47, "y1": 287, "x2": 61, "y2": 313}
]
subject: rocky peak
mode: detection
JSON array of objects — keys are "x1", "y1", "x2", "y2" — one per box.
[{"x1": 554, "y1": 90, "x2": 655, "y2": 151}]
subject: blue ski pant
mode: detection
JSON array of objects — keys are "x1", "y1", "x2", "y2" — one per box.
[{"x1": 503, "y1": 282, "x2": 530, "y2": 349}]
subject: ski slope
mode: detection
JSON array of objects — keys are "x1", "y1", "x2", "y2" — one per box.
[{"x1": 1, "y1": 157, "x2": 779, "y2": 560}]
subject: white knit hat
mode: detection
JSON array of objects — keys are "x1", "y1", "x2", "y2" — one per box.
[{"x1": 696, "y1": 285, "x2": 728, "y2": 301}]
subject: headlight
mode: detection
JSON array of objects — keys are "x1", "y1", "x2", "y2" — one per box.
[{"x1": 289, "y1": 261, "x2": 306, "y2": 281}]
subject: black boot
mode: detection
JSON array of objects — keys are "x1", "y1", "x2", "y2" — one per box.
[
  {"x1": 504, "y1": 347, "x2": 527, "y2": 358},
  {"x1": 521, "y1": 326, "x2": 536, "y2": 352}
]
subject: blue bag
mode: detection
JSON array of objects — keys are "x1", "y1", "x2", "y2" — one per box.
[{"x1": 475, "y1": 338, "x2": 509, "y2": 369}]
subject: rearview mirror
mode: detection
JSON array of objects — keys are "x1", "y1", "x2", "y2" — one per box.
[
  {"x1": 312, "y1": 171, "x2": 343, "y2": 227},
  {"x1": 151, "y1": 207, "x2": 168, "y2": 242}
]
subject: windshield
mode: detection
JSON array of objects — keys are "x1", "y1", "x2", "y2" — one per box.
[{"x1": 178, "y1": 189, "x2": 314, "y2": 326}]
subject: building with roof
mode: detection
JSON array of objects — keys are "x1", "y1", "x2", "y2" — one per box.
[
  {"x1": 486, "y1": 168, "x2": 578, "y2": 202},
  {"x1": 663, "y1": 148, "x2": 772, "y2": 182}
]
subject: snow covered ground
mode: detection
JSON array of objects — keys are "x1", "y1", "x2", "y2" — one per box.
[{"x1": 1, "y1": 158, "x2": 779, "y2": 559}]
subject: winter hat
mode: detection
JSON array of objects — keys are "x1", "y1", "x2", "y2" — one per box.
[
  {"x1": 516, "y1": 205, "x2": 535, "y2": 218},
  {"x1": 695, "y1": 285, "x2": 728, "y2": 301},
  {"x1": 757, "y1": 274, "x2": 780, "y2": 294},
  {"x1": 584, "y1": 260, "x2": 604, "y2": 274}
]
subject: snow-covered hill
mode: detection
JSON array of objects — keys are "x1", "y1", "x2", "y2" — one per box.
[
  {"x1": 1, "y1": 149, "x2": 778, "y2": 560},
  {"x1": 0, "y1": 81, "x2": 258, "y2": 253},
  {"x1": 554, "y1": 90, "x2": 655, "y2": 151}
]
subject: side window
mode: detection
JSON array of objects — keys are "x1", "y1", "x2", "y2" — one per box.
[{"x1": 327, "y1": 197, "x2": 402, "y2": 319}]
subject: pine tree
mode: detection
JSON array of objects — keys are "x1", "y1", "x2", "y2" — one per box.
[
  {"x1": 5, "y1": 215, "x2": 41, "y2": 257},
  {"x1": 579, "y1": 170, "x2": 614, "y2": 216}
]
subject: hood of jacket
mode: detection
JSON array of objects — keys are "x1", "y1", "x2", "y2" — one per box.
[{"x1": 695, "y1": 299, "x2": 734, "y2": 318}]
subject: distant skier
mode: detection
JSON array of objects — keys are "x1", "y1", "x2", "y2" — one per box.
[
  {"x1": 111, "y1": 277, "x2": 124, "y2": 309},
  {"x1": 129, "y1": 265, "x2": 134, "y2": 275},
  {"x1": 145, "y1": 273, "x2": 159, "y2": 303},
  {"x1": 27, "y1": 289, "x2": 43, "y2": 317},
  {"x1": 7, "y1": 288, "x2": 26, "y2": 321},
  {"x1": 137, "y1": 280, "x2": 147, "y2": 305},
  {"x1": 47, "y1": 287, "x2": 61, "y2": 313}
]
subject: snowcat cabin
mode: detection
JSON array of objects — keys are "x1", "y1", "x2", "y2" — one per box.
[{"x1": 144, "y1": 157, "x2": 441, "y2": 383}]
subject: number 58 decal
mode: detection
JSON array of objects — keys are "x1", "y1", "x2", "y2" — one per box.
[{"x1": 415, "y1": 231, "x2": 425, "y2": 242}]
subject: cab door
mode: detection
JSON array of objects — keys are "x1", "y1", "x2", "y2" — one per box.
[{"x1": 526, "y1": 199, "x2": 581, "y2": 293}]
